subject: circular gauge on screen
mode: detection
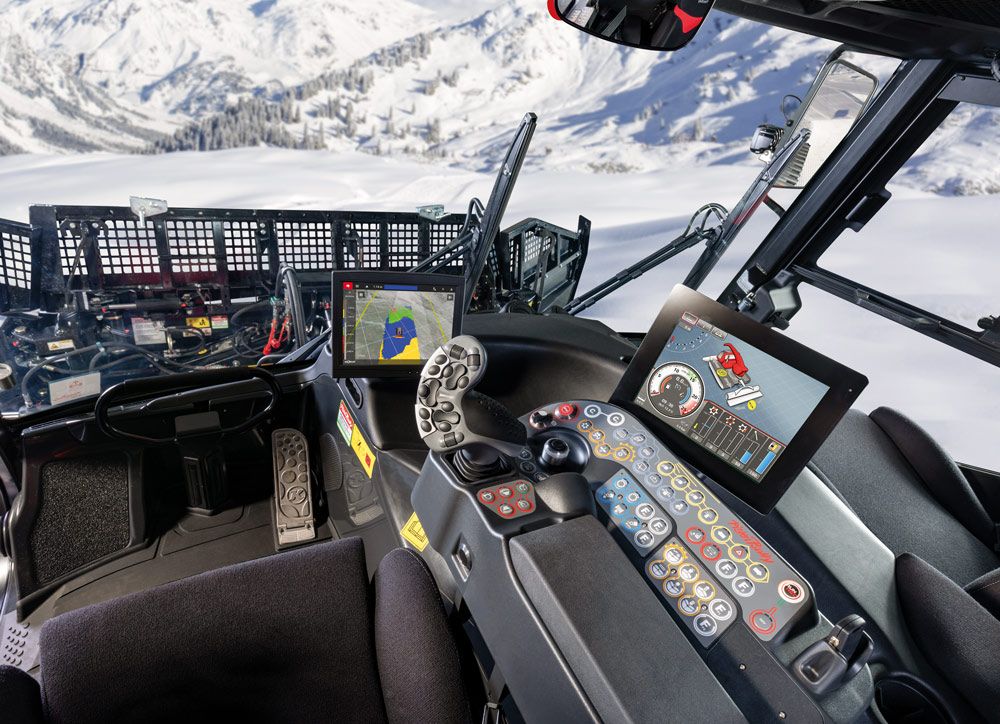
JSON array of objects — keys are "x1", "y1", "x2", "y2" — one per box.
[
  {"x1": 647, "y1": 363, "x2": 705, "y2": 419},
  {"x1": 664, "y1": 326, "x2": 712, "y2": 353}
]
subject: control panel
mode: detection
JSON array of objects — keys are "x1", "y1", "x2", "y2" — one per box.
[
  {"x1": 476, "y1": 480, "x2": 537, "y2": 519},
  {"x1": 527, "y1": 401, "x2": 812, "y2": 647}
]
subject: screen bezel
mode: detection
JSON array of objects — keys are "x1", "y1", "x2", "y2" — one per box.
[
  {"x1": 611, "y1": 285, "x2": 868, "y2": 513},
  {"x1": 331, "y1": 271, "x2": 464, "y2": 379}
]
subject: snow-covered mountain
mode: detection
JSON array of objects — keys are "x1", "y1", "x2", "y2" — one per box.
[
  {"x1": 0, "y1": 0, "x2": 440, "y2": 116},
  {"x1": 155, "y1": 3, "x2": 840, "y2": 174},
  {"x1": 0, "y1": 33, "x2": 167, "y2": 153},
  {"x1": 0, "y1": 0, "x2": 997, "y2": 195}
]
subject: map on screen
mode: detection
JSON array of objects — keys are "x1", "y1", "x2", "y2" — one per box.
[{"x1": 341, "y1": 281, "x2": 456, "y2": 367}]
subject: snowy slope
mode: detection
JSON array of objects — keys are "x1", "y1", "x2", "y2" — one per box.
[
  {"x1": 0, "y1": 0, "x2": 439, "y2": 115},
  {"x1": 0, "y1": 33, "x2": 167, "y2": 153},
  {"x1": 0, "y1": 147, "x2": 995, "y2": 467}
]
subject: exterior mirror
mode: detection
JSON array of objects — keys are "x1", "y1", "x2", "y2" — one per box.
[
  {"x1": 773, "y1": 58, "x2": 878, "y2": 189},
  {"x1": 551, "y1": 0, "x2": 717, "y2": 52}
]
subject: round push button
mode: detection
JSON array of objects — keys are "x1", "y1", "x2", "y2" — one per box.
[
  {"x1": 648, "y1": 560, "x2": 670, "y2": 579},
  {"x1": 679, "y1": 564, "x2": 699, "y2": 582},
  {"x1": 709, "y1": 599, "x2": 734, "y2": 622},
  {"x1": 715, "y1": 558, "x2": 740, "y2": 578},
  {"x1": 711, "y1": 526, "x2": 732, "y2": 543},
  {"x1": 698, "y1": 508, "x2": 719, "y2": 524},
  {"x1": 701, "y1": 543, "x2": 722, "y2": 561},
  {"x1": 750, "y1": 610, "x2": 776, "y2": 636},
  {"x1": 607, "y1": 412, "x2": 625, "y2": 427},
  {"x1": 498, "y1": 486, "x2": 513, "y2": 498},
  {"x1": 555, "y1": 403, "x2": 578, "y2": 421},
  {"x1": 693, "y1": 614, "x2": 718, "y2": 637},
  {"x1": 664, "y1": 579, "x2": 684, "y2": 598},
  {"x1": 779, "y1": 580, "x2": 806, "y2": 604},
  {"x1": 584, "y1": 404, "x2": 602, "y2": 418},
  {"x1": 516, "y1": 499, "x2": 533, "y2": 512},
  {"x1": 649, "y1": 518, "x2": 670, "y2": 535},
  {"x1": 685, "y1": 527, "x2": 706, "y2": 544},
  {"x1": 730, "y1": 545, "x2": 749, "y2": 561},
  {"x1": 498, "y1": 504, "x2": 514, "y2": 516},
  {"x1": 664, "y1": 546, "x2": 684, "y2": 565},
  {"x1": 748, "y1": 563, "x2": 770, "y2": 583},
  {"x1": 636, "y1": 503, "x2": 655, "y2": 520},
  {"x1": 694, "y1": 581, "x2": 716, "y2": 601},
  {"x1": 678, "y1": 597, "x2": 700, "y2": 616},
  {"x1": 634, "y1": 530, "x2": 655, "y2": 548},
  {"x1": 716, "y1": 559, "x2": 739, "y2": 579},
  {"x1": 479, "y1": 490, "x2": 496, "y2": 504},
  {"x1": 732, "y1": 577, "x2": 756, "y2": 598}
]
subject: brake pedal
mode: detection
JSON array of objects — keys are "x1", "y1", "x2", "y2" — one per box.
[{"x1": 272, "y1": 428, "x2": 316, "y2": 546}]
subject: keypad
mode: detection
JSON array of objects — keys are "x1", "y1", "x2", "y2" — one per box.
[{"x1": 531, "y1": 400, "x2": 813, "y2": 646}]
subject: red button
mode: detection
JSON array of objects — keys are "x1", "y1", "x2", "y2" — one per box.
[
  {"x1": 750, "y1": 609, "x2": 776, "y2": 635},
  {"x1": 555, "y1": 403, "x2": 578, "y2": 420}
]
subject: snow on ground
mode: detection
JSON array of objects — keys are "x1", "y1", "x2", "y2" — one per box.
[{"x1": 0, "y1": 148, "x2": 996, "y2": 468}]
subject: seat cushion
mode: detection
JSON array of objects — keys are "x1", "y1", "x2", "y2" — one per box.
[
  {"x1": 812, "y1": 409, "x2": 999, "y2": 585},
  {"x1": 0, "y1": 664, "x2": 43, "y2": 724},
  {"x1": 896, "y1": 553, "x2": 1000, "y2": 722},
  {"x1": 373, "y1": 548, "x2": 471, "y2": 724},
  {"x1": 40, "y1": 539, "x2": 388, "y2": 724}
]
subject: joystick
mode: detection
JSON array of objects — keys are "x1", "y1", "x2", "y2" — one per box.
[{"x1": 415, "y1": 335, "x2": 527, "y2": 478}]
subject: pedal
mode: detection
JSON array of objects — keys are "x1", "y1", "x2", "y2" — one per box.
[{"x1": 272, "y1": 428, "x2": 316, "y2": 546}]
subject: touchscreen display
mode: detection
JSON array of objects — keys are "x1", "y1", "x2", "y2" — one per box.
[
  {"x1": 340, "y1": 279, "x2": 458, "y2": 369},
  {"x1": 633, "y1": 310, "x2": 831, "y2": 483}
]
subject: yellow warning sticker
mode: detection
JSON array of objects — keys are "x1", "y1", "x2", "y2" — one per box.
[
  {"x1": 401, "y1": 512, "x2": 428, "y2": 552},
  {"x1": 350, "y1": 425, "x2": 376, "y2": 478},
  {"x1": 186, "y1": 316, "x2": 211, "y2": 329}
]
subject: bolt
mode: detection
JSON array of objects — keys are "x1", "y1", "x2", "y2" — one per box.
[
  {"x1": 739, "y1": 663, "x2": 747, "y2": 671},
  {"x1": 779, "y1": 713, "x2": 786, "y2": 720}
]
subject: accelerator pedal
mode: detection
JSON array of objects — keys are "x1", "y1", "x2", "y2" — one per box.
[{"x1": 272, "y1": 428, "x2": 317, "y2": 547}]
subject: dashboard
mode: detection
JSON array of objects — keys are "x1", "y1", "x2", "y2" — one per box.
[{"x1": 407, "y1": 285, "x2": 878, "y2": 722}]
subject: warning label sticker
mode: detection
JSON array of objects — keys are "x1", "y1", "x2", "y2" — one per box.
[
  {"x1": 210, "y1": 315, "x2": 230, "y2": 331},
  {"x1": 400, "y1": 512, "x2": 429, "y2": 552},
  {"x1": 132, "y1": 318, "x2": 167, "y2": 346},
  {"x1": 49, "y1": 372, "x2": 101, "y2": 406},
  {"x1": 337, "y1": 400, "x2": 355, "y2": 444},
  {"x1": 186, "y1": 316, "x2": 212, "y2": 336},
  {"x1": 351, "y1": 425, "x2": 376, "y2": 478}
]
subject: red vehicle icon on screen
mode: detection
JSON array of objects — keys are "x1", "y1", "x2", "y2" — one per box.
[{"x1": 718, "y1": 343, "x2": 749, "y2": 378}]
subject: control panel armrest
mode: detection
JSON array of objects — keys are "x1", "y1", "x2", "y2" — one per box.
[{"x1": 510, "y1": 516, "x2": 748, "y2": 724}]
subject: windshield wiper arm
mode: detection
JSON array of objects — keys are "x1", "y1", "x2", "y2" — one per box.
[{"x1": 565, "y1": 203, "x2": 727, "y2": 315}]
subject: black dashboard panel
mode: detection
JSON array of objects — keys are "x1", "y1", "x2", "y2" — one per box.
[{"x1": 612, "y1": 286, "x2": 867, "y2": 513}]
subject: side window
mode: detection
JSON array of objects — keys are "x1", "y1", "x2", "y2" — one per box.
[{"x1": 791, "y1": 101, "x2": 1000, "y2": 470}]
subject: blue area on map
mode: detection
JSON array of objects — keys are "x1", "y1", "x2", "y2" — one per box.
[{"x1": 381, "y1": 314, "x2": 418, "y2": 359}]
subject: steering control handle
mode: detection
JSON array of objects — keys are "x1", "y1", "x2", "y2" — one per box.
[{"x1": 415, "y1": 335, "x2": 526, "y2": 457}]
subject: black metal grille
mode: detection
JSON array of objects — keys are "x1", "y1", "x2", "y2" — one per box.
[
  {"x1": 166, "y1": 220, "x2": 217, "y2": 278},
  {"x1": 276, "y1": 221, "x2": 335, "y2": 270},
  {"x1": 0, "y1": 220, "x2": 33, "y2": 309},
  {"x1": 4, "y1": 207, "x2": 588, "y2": 315},
  {"x1": 224, "y1": 221, "x2": 266, "y2": 273}
]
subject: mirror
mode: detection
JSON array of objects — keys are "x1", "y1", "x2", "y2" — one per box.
[
  {"x1": 552, "y1": 0, "x2": 717, "y2": 52},
  {"x1": 774, "y1": 58, "x2": 878, "y2": 189}
]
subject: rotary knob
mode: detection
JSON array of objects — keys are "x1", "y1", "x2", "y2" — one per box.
[{"x1": 540, "y1": 437, "x2": 570, "y2": 468}]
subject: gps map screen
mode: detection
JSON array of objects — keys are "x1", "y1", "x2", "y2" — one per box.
[
  {"x1": 634, "y1": 311, "x2": 830, "y2": 483},
  {"x1": 341, "y1": 280, "x2": 457, "y2": 367}
]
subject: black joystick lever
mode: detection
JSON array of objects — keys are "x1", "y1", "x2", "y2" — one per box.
[
  {"x1": 792, "y1": 615, "x2": 874, "y2": 697},
  {"x1": 415, "y1": 335, "x2": 527, "y2": 478}
]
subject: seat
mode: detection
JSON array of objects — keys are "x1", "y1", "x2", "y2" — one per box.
[
  {"x1": 0, "y1": 540, "x2": 472, "y2": 724},
  {"x1": 811, "y1": 406, "x2": 999, "y2": 586}
]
